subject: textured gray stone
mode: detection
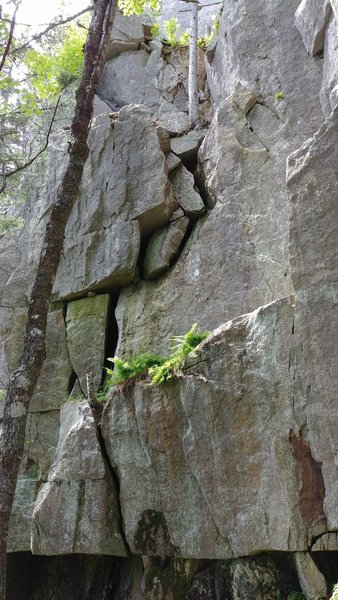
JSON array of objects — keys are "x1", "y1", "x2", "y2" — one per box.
[
  {"x1": 103, "y1": 298, "x2": 314, "y2": 557},
  {"x1": 32, "y1": 401, "x2": 127, "y2": 556},
  {"x1": 66, "y1": 295, "x2": 109, "y2": 393},
  {"x1": 229, "y1": 557, "x2": 282, "y2": 600},
  {"x1": 53, "y1": 105, "x2": 178, "y2": 299},
  {"x1": 287, "y1": 106, "x2": 338, "y2": 292},
  {"x1": 0, "y1": 235, "x2": 20, "y2": 305},
  {"x1": 143, "y1": 216, "x2": 189, "y2": 280},
  {"x1": 104, "y1": 273, "x2": 337, "y2": 559},
  {"x1": 230, "y1": 81, "x2": 257, "y2": 114},
  {"x1": 97, "y1": 46, "x2": 205, "y2": 134},
  {"x1": 155, "y1": 102, "x2": 190, "y2": 134},
  {"x1": 4, "y1": 0, "x2": 338, "y2": 574},
  {"x1": 156, "y1": 125, "x2": 171, "y2": 154},
  {"x1": 170, "y1": 129, "x2": 206, "y2": 162},
  {"x1": 115, "y1": 99, "x2": 292, "y2": 359},
  {"x1": 320, "y1": 12, "x2": 338, "y2": 116},
  {"x1": 98, "y1": 50, "x2": 161, "y2": 111},
  {"x1": 294, "y1": 552, "x2": 328, "y2": 599},
  {"x1": 295, "y1": 0, "x2": 331, "y2": 56},
  {"x1": 169, "y1": 165, "x2": 205, "y2": 217},
  {"x1": 0, "y1": 307, "x2": 27, "y2": 390},
  {"x1": 54, "y1": 221, "x2": 140, "y2": 300},
  {"x1": 166, "y1": 151, "x2": 181, "y2": 173},
  {"x1": 97, "y1": 50, "x2": 193, "y2": 133},
  {"x1": 30, "y1": 307, "x2": 72, "y2": 412},
  {"x1": 287, "y1": 106, "x2": 338, "y2": 542},
  {"x1": 207, "y1": 0, "x2": 324, "y2": 143},
  {"x1": 8, "y1": 409, "x2": 60, "y2": 552},
  {"x1": 106, "y1": 11, "x2": 144, "y2": 59}
]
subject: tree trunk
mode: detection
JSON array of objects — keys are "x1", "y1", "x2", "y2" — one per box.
[
  {"x1": 0, "y1": 1, "x2": 116, "y2": 597},
  {"x1": 188, "y1": 0, "x2": 199, "y2": 128}
]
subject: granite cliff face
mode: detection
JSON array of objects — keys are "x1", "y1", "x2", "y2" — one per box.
[{"x1": 1, "y1": 1, "x2": 338, "y2": 598}]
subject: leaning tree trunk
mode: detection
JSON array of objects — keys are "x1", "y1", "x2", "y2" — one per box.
[
  {"x1": 188, "y1": 0, "x2": 200, "y2": 127},
  {"x1": 0, "y1": 1, "x2": 116, "y2": 597}
]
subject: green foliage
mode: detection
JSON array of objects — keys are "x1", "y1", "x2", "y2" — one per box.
[
  {"x1": 150, "y1": 18, "x2": 213, "y2": 50},
  {"x1": 0, "y1": 389, "x2": 6, "y2": 401},
  {"x1": 119, "y1": 0, "x2": 160, "y2": 15},
  {"x1": 330, "y1": 584, "x2": 338, "y2": 600},
  {"x1": 103, "y1": 324, "x2": 209, "y2": 397},
  {"x1": 149, "y1": 324, "x2": 209, "y2": 384},
  {"x1": 23, "y1": 24, "x2": 86, "y2": 105},
  {"x1": 213, "y1": 14, "x2": 220, "y2": 35},
  {"x1": 197, "y1": 35, "x2": 211, "y2": 50},
  {"x1": 287, "y1": 593, "x2": 306, "y2": 600},
  {"x1": 151, "y1": 22, "x2": 161, "y2": 39},
  {"x1": 163, "y1": 17, "x2": 179, "y2": 47},
  {"x1": 274, "y1": 91, "x2": 285, "y2": 101},
  {"x1": 106, "y1": 353, "x2": 166, "y2": 387},
  {"x1": 179, "y1": 30, "x2": 190, "y2": 46}
]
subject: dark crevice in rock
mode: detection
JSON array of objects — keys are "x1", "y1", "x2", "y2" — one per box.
[
  {"x1": 7, "y1": 552, "x2": 131, "y2": 600},
  {"x1": 100, "y1": 293, "x2": 119, "y2": 390},
  {"x1": 95, "y1": 422, "x2": 132, "y2": 556},
  {"x1": 62, "y1": 301, "x2": 80, "y2": 396},
  {"x1": 310, "y1": 551, "x2": 338, "y2": 593},
  {"x1": 136, "y1": 231, "x2": 152, "y2": 281},
  {"x1": 149, "y1": 213, "x2": 207, "y2": 282},
  {"x1": 67, "y1": 369, "x2": 78, "y2": 396},
  {"x1": 7, "y1": 551, "x2": 328, "y2": 600},
  {"x1": 195, "y1": 160, "x2": 215, "y2": 209},
  {"x1": 311, "y1": 529, "x2": 334, "y2": 547},
  {"x1": 170, "y1": 216, "x2": 195, "y2": 264},
  {"x1": 178, "y1": 150, "x2": 199, "y2": 174}
]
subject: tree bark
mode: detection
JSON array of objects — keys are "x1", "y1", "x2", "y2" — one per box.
[
  {"x1": 0, "y1": 1, "x2": 116, "y2": 597},
  {"x1": 188, "y1": 0, "x2": 199, "y2": 127}
]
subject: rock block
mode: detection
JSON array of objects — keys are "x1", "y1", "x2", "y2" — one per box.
[
  {"x1": 166, "y1": 152, "x2": 181, "y2": 173},
  {"x1": 30, "y1": 307, "x2": 73, "y2": 412},
  {"x1": 8, "y1": 409, "x2": 60, "y2": 552},
  {"x1": 287, "y1": 106, "x2": 338, "y2": 291},
  {"x1": 66, "y1": 294, "x2": 110, "y2": 393},
  {"x1": 170, "y1": 129, "x2": 206, "y2": 163},
  {"x1": 143, "y1": 216, "x2": 189, "y2": 280},
  {"x1": 295, "y1": 0, "x2": 331, "y2": 56},
  {"x1": 53, "y1": 105, "x2": 180, "y2": 299},
  {"x1": 106, "y1": 12, "x2": 144, "y2": 59},
  {"x1": 230, "y1": 81, "x2": 257, "y2": 114},
  {"x1": 103, "y1": 299, "x2": 307, "y2": 557},
  {"x1": 294, "y1": 552, "x2": 328, "y2": 599},
  {"x1": 32, "y1": 401, "x2": 127, "y2": 556},
  {"x1": 170, "y1": 165, "x2": 205, "y2": 217}
]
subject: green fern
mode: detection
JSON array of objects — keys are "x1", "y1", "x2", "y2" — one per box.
[
  {"x1": 103, "y1": 324, "x2": 209, "y2": 393},
  {"x1": 149, "y1": 324, "x2": 209, "y2": 384},
  {"x1": 106, "y1": 353, "x2": 166, "y2": 387},
  {"x1": 164, "y1": 17, "x2": 179, "y2": 47}
]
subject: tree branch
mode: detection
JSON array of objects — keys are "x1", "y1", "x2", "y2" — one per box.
[
  {"x1": 11, "y1": 6, "x2": 93, "y2": 55},
  {"x1": 0, "y1": 94, "x2": 61, "y2": 193},
  {"x1": 0, "y1": 3, "x2": 20, "y2": 73}
]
